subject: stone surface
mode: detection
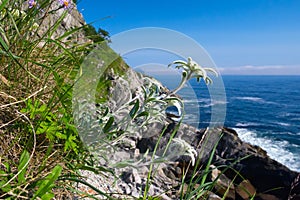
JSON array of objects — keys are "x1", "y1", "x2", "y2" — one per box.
[
  {"x1": 236, "y1": 180, "x2": 256, "y2": 199},
  {"x1": 36, "y1": 1, "x2": 89, "y2": 45},
  {"x1": 208, "y1": 192, "x2": 222, "y2": 200},
  {"x1": 211, "y1": 167, "x2": 235, "y2": 199}
]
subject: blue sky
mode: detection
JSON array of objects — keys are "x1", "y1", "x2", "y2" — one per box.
[{"x1": 77, "y1": 0, "x2": 300, "y2": 75}]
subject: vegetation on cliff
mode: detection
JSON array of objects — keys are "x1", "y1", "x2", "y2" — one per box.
[{"x1": 0, "y1": 0, "x2": 109, "y2": 198}]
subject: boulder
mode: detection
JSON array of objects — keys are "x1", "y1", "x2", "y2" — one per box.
[
  {"x1": 236, "y1": 180, "x2": 256, "y2": 199},
  {"x1": 215, "y1": 128, "x2": 298, "y2": 199},
  {"x1": 211, "y1": 167, "x2": 235, "y2": 199}
]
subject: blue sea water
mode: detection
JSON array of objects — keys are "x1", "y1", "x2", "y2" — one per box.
[{"x1": 152, "y1": 75, "x2": 300, "y2": 172}]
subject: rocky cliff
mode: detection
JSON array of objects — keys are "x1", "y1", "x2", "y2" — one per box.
[
  {"x1": 40, "y1": 2, "x2": 299, "y2": 199},
  {"x1": 80, "y1": 62, "x2": 298, "y2": 200}
]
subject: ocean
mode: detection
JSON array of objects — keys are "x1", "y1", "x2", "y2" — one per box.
[{"x1": 151, "y1": 74, "x2": 300, "y2": 172}]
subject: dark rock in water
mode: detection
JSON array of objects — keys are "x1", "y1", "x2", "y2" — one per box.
[{"x1": 214, "y1": 127, "x2": 298, "y2": 200}]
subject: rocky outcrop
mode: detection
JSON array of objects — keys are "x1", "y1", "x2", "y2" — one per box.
[
  {"x1": 215, "y1": 127, "x2": 298, "y2": 199},
  {"x1": 22, "y1": 0, "x2": 89, "y2": 44},
  {"x1": 75, "y1": 64, "x2": 299, "y2": 199}
]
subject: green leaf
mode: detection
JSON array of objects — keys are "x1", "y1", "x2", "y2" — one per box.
[
  {"x1": 129, "y1": 99, "x2": 139, "y2": 119},
  {"x1": 136, "y1": 111, "x2": 149, "y2": 118},
  {"x1": 0, "y1": 179, "x2": 11, "y2": 193},
  {"x1": 55, "y1": 132, "x2": 67, "y2": 139},
  {"x1": 103, "y1": 107, "x2": 109, "y2": 116},
  {"x1": 64, "y1": 134, "x2": 78, "y2": 153},
  {"x1": 103, "y1": 116, "x2": 114, "y2": 133},
  {"x1": 32, "y1": 165, "x2": 62, "y2": 199},
  {"x1": 38, "y1": 104, "x2": 47, "y2": 113},
  {"x1": 145, "y1": 97, "x2": 157, "y2": 103},
  {"x1": 18, "y1": 150, "x2": 30, "y2": 184},
  {"x1": 0, "y1": 29, "x2": 9, "y2": 51},
  {"x1": 0, "y1": 0, "x2": 8, "y2": 11},
  {"x1": 40, "y1": 192, "x2": 54, "y2": 200},
  {"x1": 3, "y1": 162, "x2": 10, "y2": 172}
]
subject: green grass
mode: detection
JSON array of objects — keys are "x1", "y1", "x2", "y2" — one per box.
[{"x1": 0, "y1": 0, "x2": 108, "y2": 198}]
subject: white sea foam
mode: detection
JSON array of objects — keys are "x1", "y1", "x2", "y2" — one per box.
[
  {"x1": 235, "y1": 122, "x2": 261, "y2": 127},
  {"x1": 232, "y1": 96, "x2": 277, "y2": 105},
  {"x1": 201, "y1": 100, "x2": 228, "y2": 108},
  {"x1": 275, "y1": 122, "x2": 291, "y2": 127},
  {"x1": 234, "y1": 128, "x2": 300, "y2": 172},
  {"x1": 234, "y1": 97, "x2": 264, "y2": 102},
  {"x1": 183, "y1": 98, "x2": 210, "y2": 104},
  {"x1": 184, "y1": 99, "x2": 227, "y2": 108},
  {"x1": 279, "y1": 112, "x2": 300, "y2": 117},
  {"x1": 183, "y1": 99, "x2": 198, "y2": 103}
]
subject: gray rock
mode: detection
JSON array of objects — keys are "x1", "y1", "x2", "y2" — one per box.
[{"x1": 113, "y1": 151, "x2": 131, "y2": 163}]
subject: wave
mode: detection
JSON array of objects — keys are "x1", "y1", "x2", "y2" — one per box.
[
  {"x1": 232, "y1": 96, "x2": 278, "y2": 105},
  {"x1": 278, "y1": 112, "x2": 300, "y2": 118},
  {"x1": 234, "y1": 97, "x2": 264, "y2": 102},
  {"x1": 275, "y1": 122, "x2": 291, "y2": 127},
  {"x1": 234, "y1": 128, "x2": 300, "y2": 172},
  {"x1": 184, "y1": 99, "x2": 228, "y2": 108},
  {"x1": 183, "y1": 98, "x2": 210, "y2": 104},
  {"x1": 235, "y1": 122, "x2": 262, "y2": 127},
  {"x1": 201, "y1": 100, "x2": 228, "y2": 108}
]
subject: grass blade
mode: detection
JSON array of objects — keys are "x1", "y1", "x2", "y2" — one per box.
[
  {"x1": 17, "y1": 150, "x2": 30, "y2": 184},
  {"x1": 32, "y1": 165, "x2": 62, "y2": 199}
]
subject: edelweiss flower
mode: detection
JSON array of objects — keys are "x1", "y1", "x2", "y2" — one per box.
[{"x1": 168, "y1": 57, "x2": 219, "y2": 94}]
